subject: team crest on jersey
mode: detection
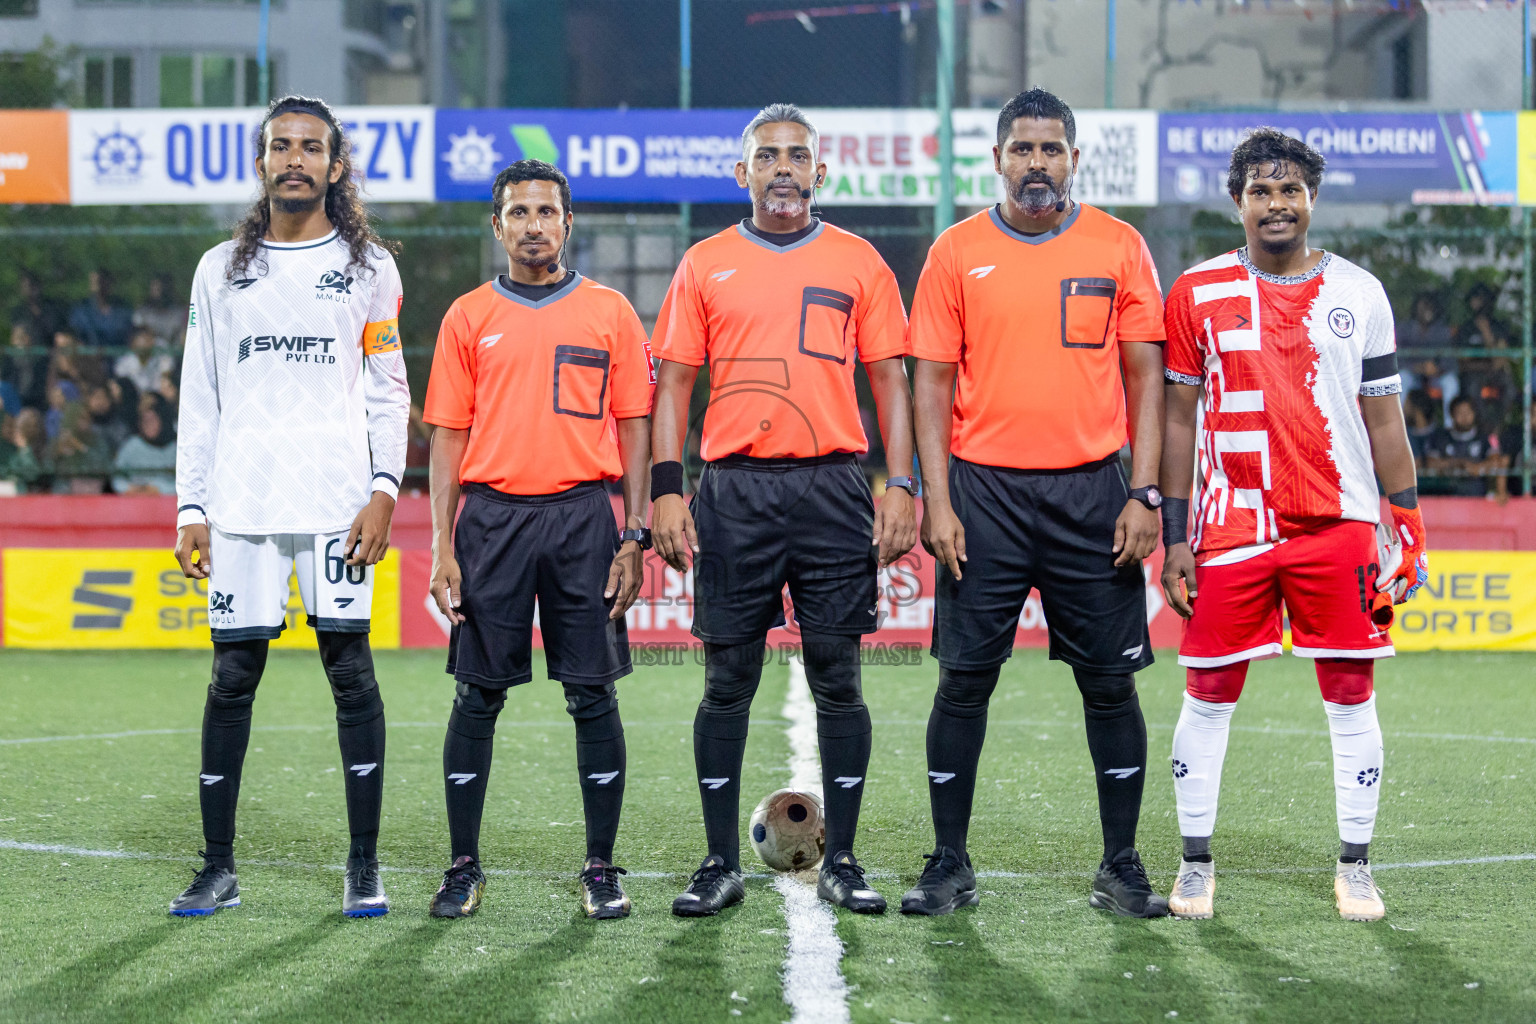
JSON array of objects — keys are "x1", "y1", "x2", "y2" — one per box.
[
  {"x1": 316, "y1": 270, "x2": 354, "y2": 302},
  {"x1": 1328, "y1": 307, "x2": 1355, "y2": 338}
]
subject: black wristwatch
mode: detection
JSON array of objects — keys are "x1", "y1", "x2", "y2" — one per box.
[
  {"x1": 619, "y1": 528, "x2": 653, "y2": 550},
  {"x1": 1129, "y1": 485, "x2": 1163, "y2": 510},
  {"x1": 885, "y1": 475, "x2": 919, "y2": 497}
]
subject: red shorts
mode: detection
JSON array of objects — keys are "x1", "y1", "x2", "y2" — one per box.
[{"x1": 1178, "y1": 520, "x2": 1395, "y2": 668}]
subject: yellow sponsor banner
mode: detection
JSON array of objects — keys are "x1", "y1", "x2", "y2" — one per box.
[
  {"x1": 1519, "y1": 111, "x2": 1536, "y2": 207},
  {"x1": 1389, "y1": 551, "x2": 1536, "y2": 652},
  {"x1": 2, "y1": 549, "x2": 399, "y2": 649}
]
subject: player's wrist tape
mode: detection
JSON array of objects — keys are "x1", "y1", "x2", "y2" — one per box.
[
  {"x1": 651, "y1": 461, "x2": 684, "y2": 501},
  {"x1": 1388, "y1": 486, "x2": 1418, "y2": 510},
  {"x1": 1161, "y1": 496, "x2": 1189, "y2": 550}
]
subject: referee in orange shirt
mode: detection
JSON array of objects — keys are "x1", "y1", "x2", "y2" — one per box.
[
  {"x1": 902, "y1": 89, "x2": 1170, "y2": 918},
  {"x1": 422, "y1": 160, "x2": 653, "y2": 921},
  {"x1": 651, "y1": 104, "x2": 916, "y2": 917}
]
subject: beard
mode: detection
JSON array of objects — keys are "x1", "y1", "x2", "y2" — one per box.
[
  {"x1": 269, "y1": 174, "x2": 325, "y2": 216},
  {"x1": 755, "y1": 176, "x2": 809, "y2": 219},
  {"x1": 1008, "y1": 170, "x2": 1069, "y2": 216},
  {"x1": 512, "y1": 245, "x2": 560, "y2": 270}
]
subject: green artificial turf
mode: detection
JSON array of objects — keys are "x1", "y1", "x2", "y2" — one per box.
[{"x1": 0, "y1": 649, "x2": 1531, "y2": 1023}]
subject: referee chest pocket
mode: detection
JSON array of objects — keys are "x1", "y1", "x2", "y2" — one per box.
[
  {"x1": 552, "y1": 345, "x2": 610, "y2": 420},
  {"x1": 798, "y1": 286, "x2": 856, "y2": 364},
  {"x1": 1060, "y1": 278, "x2": 1116, "y2": 350}
]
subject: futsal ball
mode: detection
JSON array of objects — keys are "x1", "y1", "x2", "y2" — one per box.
[{"x1": 749, "y1": 788, "x2": 825, "y2": 872}]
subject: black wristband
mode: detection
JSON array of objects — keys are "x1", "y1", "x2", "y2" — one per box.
[
  {"x1": 1162, "y1": 496, "x2": 1190, "y2": 550},
  {"x1": 1387, "y1": 486, "x2": 1418, "y2": 510},
  {"x1": 650, "y1": 461, "x2": 685, "y2": 501}
]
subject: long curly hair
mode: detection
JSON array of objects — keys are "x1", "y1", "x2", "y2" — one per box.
[{"x1": 227, "y1": 95, "x2": 399, "y2": 281}]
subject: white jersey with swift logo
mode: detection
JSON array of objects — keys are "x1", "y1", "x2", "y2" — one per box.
[{"x1": 176, "y1": 230, "x2": 410, "y2": 535}]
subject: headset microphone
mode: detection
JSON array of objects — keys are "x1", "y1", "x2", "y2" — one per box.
[
  {"x1": 800, "y1": 173, "x2": 824, "y2": 200},
  {"x1": 1055, "y1": 199, "x2": 1066, "y2": 213}
]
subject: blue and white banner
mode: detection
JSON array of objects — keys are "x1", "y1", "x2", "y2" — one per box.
[
  {"x1": 1160, "y1": 111, "x2": 1517, "y2": 207},
  {"x1": 68, "y1": 106, "x2": 434, "y2": 205},
  {"x1": 435, "y1": 108, "x2": 754, "y2": 204}
]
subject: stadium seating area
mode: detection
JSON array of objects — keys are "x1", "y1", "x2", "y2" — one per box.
[{"x1": 2, "y1": 265, "x2": 1532, "y2": 498}]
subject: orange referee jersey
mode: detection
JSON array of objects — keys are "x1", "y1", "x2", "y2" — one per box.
[
  {"x1": 908, "y1": 204, "x2": 1165, "y2": 470},
  {"x1": 651, "y1": 220, "x2": 907, "y2": 461},
  {"x1": 423, "y1": 274, "x2": 654, "y2": 495}
]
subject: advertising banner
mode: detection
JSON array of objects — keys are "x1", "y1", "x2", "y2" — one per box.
[
  {"x1": 2, "y1": 542, "x2": 1529, "y2": 652},
  {"x1": 68, "y1": 106, "x2": 434, "y2": 205},
  {"x1": 814, "y1": 108, "x2": 1157, "y2": 208},
  {"x1": 1, "y1": 549, "x2": 400, "y2": 649},
  {"x1": 0, "y1": 110, "x2": 70, "y2": 204},
  {"x1": 1387, "y1": 552, "x2": 1536, "y2": 652},
  {"x1": 434, "y1": 107, "x2": 1157, "y2": 208},
  {"x1": 1160, "y1": 110, "x2": 1517, "y2": 207},
  {"x1": 435, "y1": 108, "x2": 755, "y2": 204}
]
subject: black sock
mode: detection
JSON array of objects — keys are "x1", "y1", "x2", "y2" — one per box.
[
  {"x1": 1340, "y1": 841, "x2": 1370, "y2": 863},
  {"x1": 566, "y1": 683, "x2": 626, "y2": 863},
  {"x1": 818, "y1": 707, "x2": 871, "y2": 858},
  {"x1": 1076, "y1": 670, "x2": 1147, "y2": 861},
  {"x1": 319, "y1": 632, "x2": 386, "y2": 862},
  {"x1": 1182, "y1": 836, "x2": 1212, "y2": 862},
  {"x1": 802, "y1": 630, "x2": 870, "y2": 858},
  {"x1": 694, "y1": 705, "x2": 750, "y2": 872},
  {"x1": 199, "y1": 640, "x2": 268, "y2": 871},
  {"x1": 443, "y1": 682, "x2": 503, "y2": 863},
  {"x1": 693, "y1": 641, "x2": 764, "y2": 872},
  {"x1": 927, "y1": 665, "x2": 998, "y2": 855}
]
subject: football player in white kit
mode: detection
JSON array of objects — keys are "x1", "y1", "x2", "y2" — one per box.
[{"x1": 169, "y1": 96, "x2": 410, "y2": 918}]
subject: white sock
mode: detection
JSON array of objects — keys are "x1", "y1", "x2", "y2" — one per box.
[
  {"x1": 1171, "y1": 692, "x2": 1236, "y2": 843},
  {"x1": 1325, "y1": 696, "x2": 1383, "y2": 846}
]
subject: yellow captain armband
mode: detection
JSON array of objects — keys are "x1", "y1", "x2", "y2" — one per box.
[{"x1": 362, "y1": 318, "x2": 402, "y2": 355}]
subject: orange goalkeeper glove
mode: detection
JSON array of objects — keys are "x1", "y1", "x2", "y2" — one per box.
[{"x1": 1378, "y1": 500, "x2": 1428, "y2": 606}]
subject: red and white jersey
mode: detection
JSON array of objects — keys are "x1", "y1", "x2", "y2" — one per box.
[{"x1": 1164, "y1": 248, "x2": 1401, "y2": 563}]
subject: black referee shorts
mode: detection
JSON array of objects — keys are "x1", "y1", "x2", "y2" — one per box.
[
  {"x1": 447, "y1": 481, "x2": 631, "y2": 688},
  {"x1": 691, "y1": 453, "x2": 878, "y2": 644},
  {"x1": 932, "y1": 455, "x2": 1154, "y2": 674}
]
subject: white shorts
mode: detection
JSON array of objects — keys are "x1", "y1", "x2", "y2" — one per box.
[{"x1": 207, "y1": 527, "x2": 374, "y2": 642}]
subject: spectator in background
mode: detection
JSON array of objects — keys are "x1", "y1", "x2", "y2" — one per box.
[
  {"x1": 155, "y1": 367, "x2": 179, "y2": 414},
  {"x1": 68, "y1": 268, "x2": 133, "y2": 350},
  {"x1": 113, "y1": 394, "x2": 178, "y2": 494},
  {"x1": 1396, "y1": 292, "x2": 1456, "y2": 416},
  {"x1": 115, "y1": 327, "x2": 175, "y2": 396},
  {"x1": 1493, "y1": 397, "x2": 1535, "y2": 501},
  {"x1": 1460, "y1": 325, "x2": 1518, "y2": 434},
  {"x1": 43, "y1": 381, "x2": 78, "y2": 440},
  {"x1": 1425, "y1": 396, "x2": 1502, "y2": 498},
  {"x1": 1459, "y1": 282, "x2": 1511, "y2": 350},
  {"x1": 3, "y1": 322, "x2": 50, "y2": 413},
  {"x1": 10, "y1": 270, "x2": 60, "y2": 344},
  {"x1": 133, "y1": 274, "x2": 186, "y2": 350},
  {"x1": 46, "y1": 401, "x2": 113, "y2": 494},
  {"x1": 0, "y1": 409, "x2": 46, "y2": 495},
  {"x1": 1402, "y1": 389, "x2": 1439, "y2": 463},
  {"x1": 48, "y1": 329, "x2": 105, "y2": 394},
  {"x1": 85, "y1": 380, "x2": 134, "y2": 452}
]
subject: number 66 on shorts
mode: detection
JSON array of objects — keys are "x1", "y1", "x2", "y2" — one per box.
[{"x1": 204, "y1": 527, "x2": 375, "y2": 641}]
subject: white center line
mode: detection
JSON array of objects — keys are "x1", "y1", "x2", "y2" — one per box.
[{"x1": 775, "y1": 655, "x2": 850, "y2": 1024}]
